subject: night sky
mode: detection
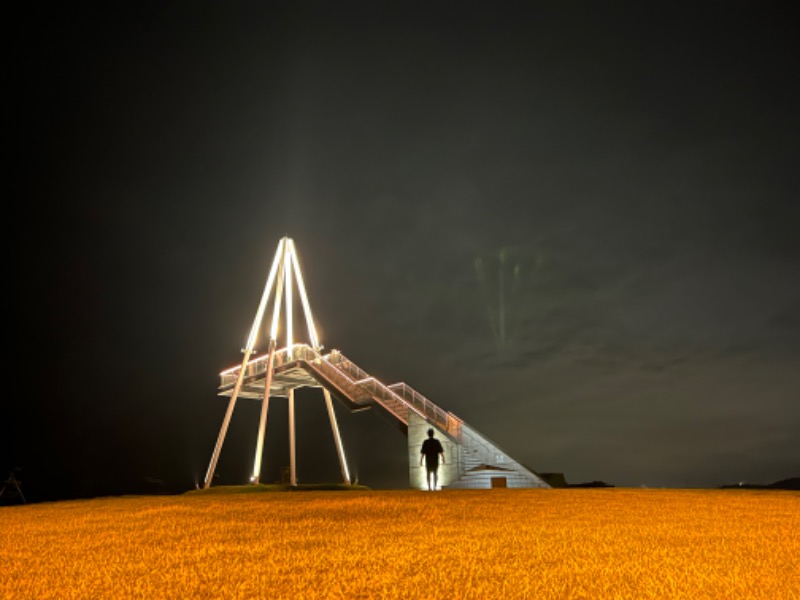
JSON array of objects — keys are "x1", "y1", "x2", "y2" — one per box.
[{"x1": 8, "y1": 2, "x2": 799, "y2": 502}]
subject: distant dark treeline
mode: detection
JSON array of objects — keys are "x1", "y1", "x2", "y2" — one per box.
[
  {"x1": 719, "y1": 477, "x2": 799, "y2": 491},
  {"x1": 538, "y1": 473, "x2": 614, "y2": 488},
  {"x1": 567, "y1": 480, "x2": 614, "y2": 488},
  {"x1": 539, "y1": 472, "x2": 800, "y2": 491}
]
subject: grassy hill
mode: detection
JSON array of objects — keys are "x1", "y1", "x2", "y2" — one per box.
[
  {"x1": 2, "y1": 488, "x2": 797, "y2": 598},
  {"x1": 185, "y1": 482, "x2": 371, "y2": 494}
]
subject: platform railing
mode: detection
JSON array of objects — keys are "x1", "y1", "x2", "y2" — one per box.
[{"x1": 219, "y1": 345, "x2": 305, "y2": 388}]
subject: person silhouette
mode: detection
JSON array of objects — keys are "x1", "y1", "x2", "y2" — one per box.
[{"x1": 419, "y1": 428, "x2": 445, "y2": 491}]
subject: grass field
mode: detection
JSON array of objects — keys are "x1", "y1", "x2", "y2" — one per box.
[{"x1": 2, "y1": 488, "x2": 797, "y2": 599}]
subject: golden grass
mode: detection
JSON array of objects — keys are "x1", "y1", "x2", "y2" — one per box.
[{"x1": 2, "y1": 488, "x2": 798, "y2": 599}]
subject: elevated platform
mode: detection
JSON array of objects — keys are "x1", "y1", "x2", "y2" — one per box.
[{"x1": 219, "y1": 343, "x2": 549, "y2": 490}]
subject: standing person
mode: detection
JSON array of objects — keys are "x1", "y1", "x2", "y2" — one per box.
[{"x1": 420, "y1": 428, "x2": 445, "y2": 491}]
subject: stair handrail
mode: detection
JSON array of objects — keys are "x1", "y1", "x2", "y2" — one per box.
[
  {"x1": 387, "y1": 382, "x2": 462, "y2": 440},
  {"x1": 218, "y1": 343, "x2": 462, "y2": 440},
  {"x1": 309, "y1": 348, "x2": 460, "y2": 439}
]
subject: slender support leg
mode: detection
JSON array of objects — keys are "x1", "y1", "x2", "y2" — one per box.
[
  {"x1": 323, "y1": 389, "x2": 351, "y2": 484},
  {"x1": 288, "y1": 389, "x2": 297, "y2": 486},
  {"x1": 206, "y1": 239, "x2": 286, "y2": 489},
  {"x1": 252, "y1": 340, "x2": 278, "y2": 483},
  {"x1": 251, "y1": 397, "x2": 270, "y2": 483},
  {"x1": 205, "y1": 349, "x2": 255, "y2": 488}
]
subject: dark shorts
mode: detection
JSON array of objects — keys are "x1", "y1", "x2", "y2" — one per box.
[{"x1": 425, "y1": 462, "x2": 439, "y2": 473}]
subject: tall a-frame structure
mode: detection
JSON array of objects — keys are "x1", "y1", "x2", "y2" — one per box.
[
  {"x1": 205, "y1": 237, "x2": 550, "y2": 490},
  {"x1": 205, "y1": 236, "x2": 349, "y2": 488}
]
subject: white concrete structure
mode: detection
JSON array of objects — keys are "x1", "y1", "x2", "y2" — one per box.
[
  {"x1": 408, "y1": 414, "x2": 548, "y2": 490},
  {"x1": 408, "y1": 414, "x2": 459, "y2": 490}
]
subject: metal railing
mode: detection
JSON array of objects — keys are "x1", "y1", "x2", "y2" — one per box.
[
  {"x1": 218, "y1": 343, "x2": 463, "y2": 440},
  {"x1": 326, "y1": 351, "x2": 372, "y2": 383},
  {"x1": 387, "y1": 383, "x2": 462, "y2": 439},
  {"x1": 219, "y1": 345, "x2": 313, "y2": 388}
]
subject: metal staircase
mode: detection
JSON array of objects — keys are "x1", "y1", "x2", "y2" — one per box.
[{"x1": 218, "y1": 343, "x2": 549, "y2": 489}]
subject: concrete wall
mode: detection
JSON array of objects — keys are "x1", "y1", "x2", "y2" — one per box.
[
  {"x1": 452, "y1": 423, "x2": 550, "y2": 489},
  {"x1": 408, "y1": 413, "x2": 459, "y2": 490}
]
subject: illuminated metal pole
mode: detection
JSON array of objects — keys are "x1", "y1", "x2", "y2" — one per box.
[
  {"x1": 288, "y1": 239, "x2": 320, "y2": 350},
  {"x1": 251, "y1": 339, "x2": 276, "y2": 483},
  {"x1": 288, "y1": 388, "x2": 297, "y2": 486},
  {"x1": 251, "y1": 241, "x2": 287, "y2": 483},
  {"x1": 288, "y1": 239, "x2": 347, "y2": 483},
  {"x1": 204, "y1": 348, "x2": 255, "y2": 488},
  {"x1": 205, "y1": 239, "x2": 286, "y2": 488},
  {"x1": 285, "y1": 245, "x2": 293, "y2": 359},
  {"x1": 323, "y1": 388, "x2": 351, "y2": 484}
]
